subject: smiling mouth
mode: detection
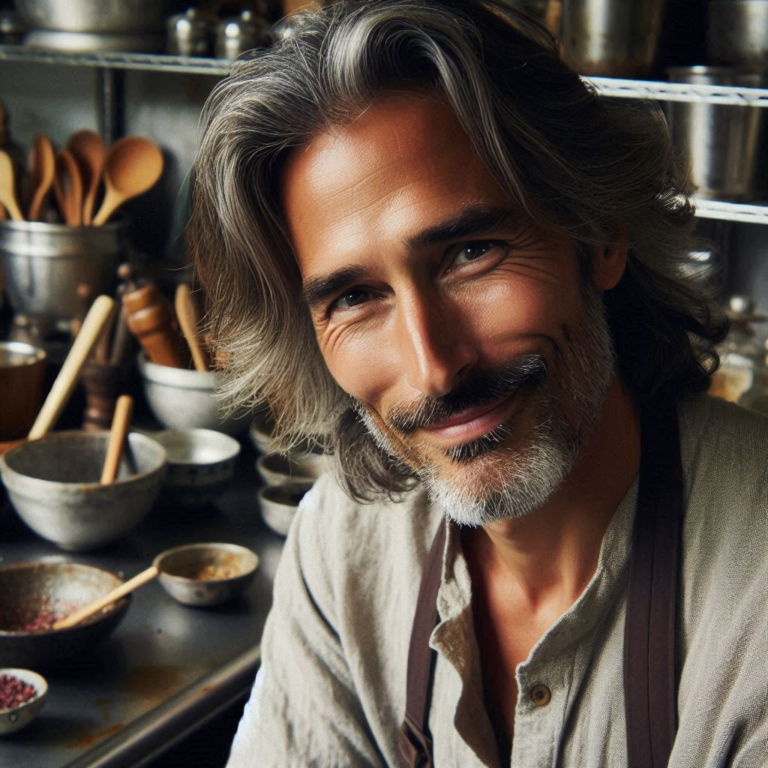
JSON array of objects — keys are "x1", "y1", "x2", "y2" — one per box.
[{"x1": 421, "y1": 389, "x2": 522, "y2": 446}]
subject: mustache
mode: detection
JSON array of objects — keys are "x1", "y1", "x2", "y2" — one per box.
[{"x1": 386, "y1": 354, "x2": 547, "y2": 435}]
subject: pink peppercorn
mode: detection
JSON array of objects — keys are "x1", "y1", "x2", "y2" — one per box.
[{"x1": 0, "y1": 675, "x2": 37, "y2": 710}]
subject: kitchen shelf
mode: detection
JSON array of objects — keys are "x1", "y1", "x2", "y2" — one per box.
[
  {"x1": 586, "y1": 76, "x2": 768, "y2": 108},
  {"x1": 1, "y1": 46, "x2": 767, "y2": 104},
  {"x1": 691, "y1": 199, "x2": 768, "y2": 226},
  {"x1": 0, "y1": 45, "x2": 232, "y2": 75},
  {"x1": 1, "y1": 45, "x2": 766, "y2": 225}
]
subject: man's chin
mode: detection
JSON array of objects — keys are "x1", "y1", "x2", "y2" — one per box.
[{"x1": 420, "y1": 433, "x2": 574, "y2": 527}]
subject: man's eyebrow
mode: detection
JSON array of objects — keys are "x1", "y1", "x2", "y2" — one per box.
[
  {"x1": 300, "y1": 206, "x2": 521, "y2": 312},
  {"x1": 406, "y1": 205, "x2": 521, "y2": 250},
  {"x1": 302, "y1": 265, "x2": 368, "y2": 312}
]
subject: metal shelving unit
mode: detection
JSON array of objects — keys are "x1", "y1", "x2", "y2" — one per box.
[{"x1": 0, "y1": 45, "x2": 766, "y2": 224}]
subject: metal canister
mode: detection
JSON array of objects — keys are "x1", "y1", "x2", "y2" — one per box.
[
  {"x1": 666, "y1": 67, "x2": 767, "y2": 202},
  {"x1": 166, "y1": 8, "x2": 212, "y2": 57},
  {"x1": 561, "y1": 0, "x2": 667, "y2": 78},
  {"x1": 0, "y1": 219, "x2": 128, "y2": 323},
  {"x1": 707, "y1": 0, "x2": 768, "y2": 69},
  {"x1": 215, "y1": 10, "x2": 271, "y2": 60}
]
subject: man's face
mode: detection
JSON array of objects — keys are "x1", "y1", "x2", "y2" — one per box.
[{"x1": 282, "y1": 92, "x2": 615, "y2": 525}]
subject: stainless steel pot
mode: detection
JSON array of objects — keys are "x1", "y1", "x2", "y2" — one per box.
[
  {"x1": 561, "y1": 0, "x2": 667, "y2": 77},
  {"x1": 707, "y1": 0, "x2": 768, "y2": 68},
  {"x1": 0, "y1": 219, "x2": 127, "y2": 322},
  {"x1": 14, "y1": 0, "x2": 174, "y2": 34},
  {"x1": 666, "y1": 67, "x2": 767, "y2": 202}
]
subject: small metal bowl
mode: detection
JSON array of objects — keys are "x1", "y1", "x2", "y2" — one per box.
[
  {"x1": 0, "y1": 562, "x2": 130, "y2": 668},
  {"x1": 154, "y1": 543, "x2": 259, "y2": 607},
  {"x1": 256, "y1": 450, "x2": 326, "y2": 486},
  {"x1": 0, "y1": 668, "x2": 48, "y2": 735},
  {"x1": 151, "y1": 429, "x2": 241, "y2": 507},
  {"x1": 258, "y1": 482, "x2": 313, "y2": 537}
]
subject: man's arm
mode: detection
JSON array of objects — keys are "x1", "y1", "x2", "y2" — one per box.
[{"x1": 226, "y1": 489, "x2": 387, "y2": 768}]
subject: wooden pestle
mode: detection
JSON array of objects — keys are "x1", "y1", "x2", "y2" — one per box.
[{"x1": 122, "y1": 281, "x2": 187, "y2": 368}]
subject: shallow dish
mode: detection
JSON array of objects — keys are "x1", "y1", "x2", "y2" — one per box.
[
  {"x1": 0, "y1": 668, "x2": 48, "y2": 735},
  {"x1": 259, "y1": 482, "x2": 313, "y2": 537},
  {"x1": 256, "y1": 451, "x2": 327, "y2": 486},
  {"x1": 153, "y1": 542, "x2": 259, "y2": 607},
  {"x1": 0, "y1": 562, "x2": 130, "y2": 668},
  {"x1": 0, "y1": 431, "x2": 166, "y2": 551},
  {"x1": 150, "y1": 429, "x2": 241, "y2": 507}
]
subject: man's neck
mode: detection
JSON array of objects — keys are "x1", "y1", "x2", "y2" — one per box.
[{"x1": 468, "y1": 376, "x2": 641, "y2": 611}]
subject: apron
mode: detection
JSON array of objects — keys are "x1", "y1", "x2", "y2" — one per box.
[{"x1": 398, "y1": 405, "x2": 683, "y2": 768}]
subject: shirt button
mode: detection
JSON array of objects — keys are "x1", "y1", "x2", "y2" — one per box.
[{"x1": 530, "y1": 685, "x2": 551, "y2": 707}]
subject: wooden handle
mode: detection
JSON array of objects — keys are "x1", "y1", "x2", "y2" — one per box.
[
  {"x1": 100, "y1": 394, "x2": 133, "y2": 484},
  {"x1": 175, "y1": 284, "x2": 210, "y2": 372},
  {"x1": 27, "y1": 295, "x2": 116, "y2": 441},
  {"x1": 52, "y1": 565, "x2": 160, "y2": 630}
]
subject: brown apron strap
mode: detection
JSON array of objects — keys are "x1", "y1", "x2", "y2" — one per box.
[
  {"x1": 397, "y1": 520, "x2": 446, "y2": 768},
  {"x1": 624, "y1": 404, "x2": 683, "y2": 768},
  {"x1": 399, "y1": 407, "x2": 683, "y2": 768}
]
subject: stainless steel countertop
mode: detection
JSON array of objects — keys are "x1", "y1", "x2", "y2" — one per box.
[{"x1": 0, "y1": 446, "x2": 285, "y2": 768}]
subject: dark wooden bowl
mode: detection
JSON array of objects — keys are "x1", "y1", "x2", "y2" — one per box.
[{"x1": 0, "y1": 562, "x2": 130, "y2": 668}]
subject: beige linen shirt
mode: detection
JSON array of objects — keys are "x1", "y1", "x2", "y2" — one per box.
[{"x1": 228, "y1": 395, "x2": 768, "y2": 767}]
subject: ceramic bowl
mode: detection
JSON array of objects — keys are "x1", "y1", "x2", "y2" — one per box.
[
  {"x1": 0, "y1": 431, "x2": 166, "y2": 551},
  {"x1": 0, "y1": 562, "x2": 130, "y2": 668},
  {"x1": 137, "y1": 352, "x2": 251, "y2": 436},
  {"x1": 258, "y1": 482, "x2": 313, "y2": 537},
  {"x1": 248, "y1": 411, "x2": 275, "y2": 454},
  {"x1": 154, "y1": 542, "x2": 259, "y2": 607},
  {"x1": 256, "y1": 451, "x2": 327, "y2": 486},
  {"x1": 0, "y1": 668, "x2": 48, "y2": 735},
  {"x1": 150, "y1": 429, "x2": 241, "y2": 507}
]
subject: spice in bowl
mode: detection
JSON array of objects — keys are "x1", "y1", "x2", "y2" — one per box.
[
  {"x1": 0, "y1": 673, "x2": 37, "y2": 710},
  {"x1": 0, "y1": 668, "x2": 48, "y2": 735}
]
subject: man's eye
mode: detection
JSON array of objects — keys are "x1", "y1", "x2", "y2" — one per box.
[
  {"x1": 451, "y1": 241, "x2": 499, "y2": 266},
  {"x1": 332, "y1": 289, "x2": 372, "y2": 311}
]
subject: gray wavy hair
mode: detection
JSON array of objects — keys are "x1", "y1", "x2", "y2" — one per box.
[{"x1": 192, "y1": 0, "x2": 727, "y2": 500}]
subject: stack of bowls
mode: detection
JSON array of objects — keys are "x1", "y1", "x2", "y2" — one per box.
[{"x1": 256, "y1": 448, "x2": 327, "y2": 537}]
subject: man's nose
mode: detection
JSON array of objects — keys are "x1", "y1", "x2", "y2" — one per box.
[{"x1": 395, "y1": 293, "x2": 478, "y2": 398}]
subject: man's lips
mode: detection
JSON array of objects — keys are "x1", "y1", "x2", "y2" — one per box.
[{"x1": 419, "y1": 390, "x2": 520, "y2": 443}]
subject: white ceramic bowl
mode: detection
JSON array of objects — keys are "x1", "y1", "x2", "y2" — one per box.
[
  {"x1": 256, "y1": 451, "x2": 327, "y2": 486},
  {"x1": 0, "y1": 431, "x2": 166, "y2": 551},
  {"x1": 137, "y1": 352, "x2": 251, "y2": 436},
  {"x1": 258, "y1": 482, "x2": 313, "y2": 536},
  {"x1": 150, "y1": 429, "x2": 241, "y2": 507},
  {"x1": 0, "y1": 668, "x2": 48, "y2": 735}
]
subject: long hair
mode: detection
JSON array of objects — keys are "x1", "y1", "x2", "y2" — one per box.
[{"x1": 191, "y1": 0, "x2": 727, "y2": 501}]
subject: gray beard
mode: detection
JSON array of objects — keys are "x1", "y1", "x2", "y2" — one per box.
[{"x1": 354, "y1": 284, "x2": 615, "y2": 527}]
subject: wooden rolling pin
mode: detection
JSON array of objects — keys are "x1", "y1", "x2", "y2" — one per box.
[{"x1": 121, "y1": 280, "x2": 187, "y2": 369}]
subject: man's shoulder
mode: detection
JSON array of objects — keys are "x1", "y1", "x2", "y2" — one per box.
[
  {"x1": 679, "y1": 393, "x2": 768, "y2": 483},
  {"x1": 289, "y1": 471, "x2": 443, "y2": 582}
]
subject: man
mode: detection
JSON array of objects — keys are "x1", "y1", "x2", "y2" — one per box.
[{"x1": 192, "y1": 2, "x2": 767, "y2": 766}]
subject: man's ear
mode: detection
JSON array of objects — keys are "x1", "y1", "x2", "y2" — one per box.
[{"x1": 591, "y1": 222, "x2": 628, "y2": 292}]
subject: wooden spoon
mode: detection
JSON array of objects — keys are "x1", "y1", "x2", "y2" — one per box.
[
  {"x1": 0, "y1": 149, "x2": 25, "y2": 221},
  {"x1": 53, "y1": 149, "x2": 83, "y2": 226},
  {"x1": 67, "y1": 129, "x2": 105, "y2": 226},
  {"x1": 92, "y1": 137, "x2": 164, "y2": 227},
  {"x1": 27, "y1": 294, "x2": 115, "y2": 441},
  {"x1": 100, "y1": 394, "x2": 133, "y2": 485},
  {"x1": 175, "y1": 283, "x2": 211, "y2": 372},
  {"x1": 27, "y1": 134, "x2": 56, "y2": 222},
  {"x1": 52, "y1": 564, "x2": 160, "y2": 630}
]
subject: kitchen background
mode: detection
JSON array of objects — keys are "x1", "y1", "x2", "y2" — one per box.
[{"x1": 0, "y1": 1, "x2": 766, "y2": 766}]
